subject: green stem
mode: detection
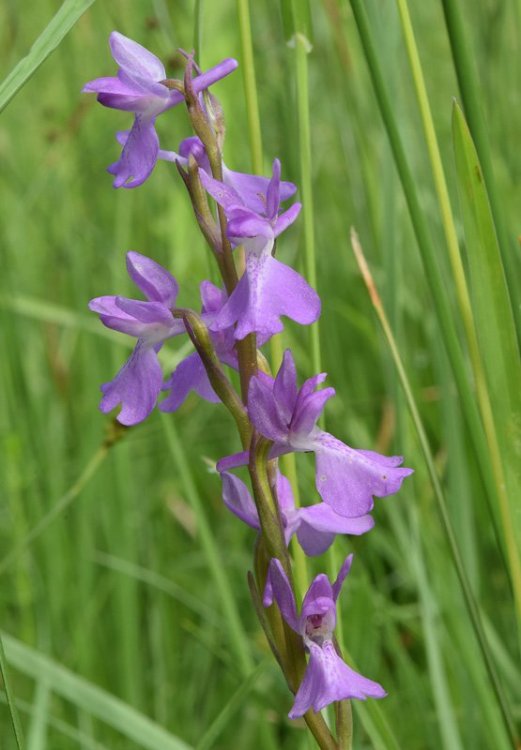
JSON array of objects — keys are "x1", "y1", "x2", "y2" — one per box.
[
  {"x1": 178, "y1": 309, "x2": 251, "y2": 448},
  {"x1": 350, "y1": 228, "x2": 518, "y2": 748},
  {"x1": 236, "y1": 0, "x2": 264, "y2": 174},
  {"x1": 294, "y1": 33, "x2": 321, "y2": 378}
]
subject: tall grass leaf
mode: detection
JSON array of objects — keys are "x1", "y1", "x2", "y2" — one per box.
[
  {"x1": 349, "y1": 228, "x2": 517, "y2": 747},
  {"x1": 195, "y1": 661, "x2": 269, "y2": 750},
  {"x1": 2, "y1": 633, "x2": 193, "y2": 750},
  {"x1": 0, "y1": 0, "x2": 96, "y2": 114},
  {"x1": 452, "y1": 101, "x2": 521, "y2": 623},
  {"x1": 0, "y1": 693, "x2": 108, "y2": 750},
  {"x1": 26, "y1": 681, "x2": 50, "y2": 750},
  {"x1": 280, "y1": 0, "x2": 313, "y2": 45},
  {"x1": 0, "y1": 631, "x2": 25, "y2": 749}
]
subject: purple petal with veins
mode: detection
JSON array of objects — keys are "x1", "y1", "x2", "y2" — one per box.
[
  {"x1": 126, "y1": 251, "x2": 179, "y2": 306},
  {"x1": 160, "y1": 352, "x2": 219, "y2": 412},
  {"x1": 99, "y1": 341, "x2": 163, "y2": 426}
]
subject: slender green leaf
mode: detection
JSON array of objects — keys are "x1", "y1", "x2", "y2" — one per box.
[
  {"x1": 453, "y1": 101, "x2": 521, "y2": 616},
  {"x1": 452, "y1": 103, "x2": 521, "y2": 427},
  {"x1": 0, "y1": 631, "x2": 25, "y2": 749},
  {"x1": 195, "y1": 661, "x2": 269, "y2": 750},
  {"x1": 2, "y1": 634, "x2": 193, "y2": 750},
  {"x1": 0, "y1": 0, "x2": 96, "y2": 114}
]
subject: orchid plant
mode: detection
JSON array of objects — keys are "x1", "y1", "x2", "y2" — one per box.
[{"x1": 84, "y1": 31, "x2": 412, "y2": 749}]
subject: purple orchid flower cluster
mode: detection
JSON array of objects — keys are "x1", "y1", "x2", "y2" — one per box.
[{"x1": 85, "y1": 32, "x2": 412, "y2": 740}]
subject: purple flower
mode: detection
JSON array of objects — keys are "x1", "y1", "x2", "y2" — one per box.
[
  {"x1": 89, "y1": 252, "x2": 185, "y2": 425},
  {"x1": 160, "y1": 281, "x2": 237, "y2": 412},
  {"x1": 218, "y1": 350, "x2": 413, "y2": 517},
  {"x1": 83, "y1": 32, "x2": 238, "y2": 188},
  {"x1": 221, "y1": 471, "x2": 373, "y2": 555},
  {"x1": 264, "y1": 555, "x2": 386, "y2": 718},
  {"x1": 199, "y1": 161, "x2": 321, "y2": 339},
  {"x1": 177, "y1": 137, "x2": 298, "y2": 214}
]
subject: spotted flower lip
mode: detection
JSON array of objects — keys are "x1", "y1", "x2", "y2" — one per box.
[
  {"x1": 89, "y1": 251, "x2": 186, "y2": 425},
  {"x1": 83, "y1": 31, "x2": 238, "y2": 188},
  {"x1": 220, "y1": 471, "x2": 374, "y2": 555},
  {"x1": 199, "y1": 161, "x2": 321, "y2": 340},
  {"x1": 217, "y1": 349, "x2": 413, "y2": 517},
  {"x1": 264, "y1": 555, "x2": 386, "y2": 718}
]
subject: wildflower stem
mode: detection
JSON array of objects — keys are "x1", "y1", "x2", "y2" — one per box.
[{"x1": 178, "y1": 309, "x2": 251, "y2": 448}]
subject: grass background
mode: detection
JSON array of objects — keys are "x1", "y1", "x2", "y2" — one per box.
[{"x1": 1, "y1": 0, "x2": 520, "y2": 748}]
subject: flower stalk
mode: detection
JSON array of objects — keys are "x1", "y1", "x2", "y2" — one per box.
[{"x1": 84, "y1": 31, "x2": 413, "y2": 748}]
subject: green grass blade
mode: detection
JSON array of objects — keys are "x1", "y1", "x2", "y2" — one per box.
[
  {"x1": 350, "y1": 228, "x2": 518, "y2": 747},
  {"x1": 452, "y1": 101, "x2": 521, "y2": 625},
  {"x1": 195, "y1": 661, "x2": 269, "y2": 750},
  {"x1": 0, "y1": 693, "x2": 108, "y2": 750},
  {"x1": 160, "y1": 415, "x2": 254, "y2": 677},
  {"x1": 0, "y1": 0, "x2": 96, "y2": 114},
  {"x1": 0, "y1": 631, "x2": 25, "y2": 749},
  {"x1": 236, "y1": 0, "x2": 264, "y2": 174},
  {"x1": 2, "y1": 633, "x2": 193, "y2": 750},
  {"x1": 0, "y1": 445, "x2": 110, "y2": 576},
  {"x1": 440, "y1": 0, "x2": 521, "y2": 335},
  {"x1": 26, "y1": 681, "x2": 50, "y2": 750},
  {"x1": 346, "y1": 0, "x2": 516, "y2": 599}
]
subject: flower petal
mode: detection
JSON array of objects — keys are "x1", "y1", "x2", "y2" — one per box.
[
  {"x1": 273, "y1": 349, "x2": 298, "y2": 424},
  {"x1": 300, "y1": 575, "x2": 334, "y2": 623},
  {"x1": 199, "y1": 169, "x2": 244, "y2": 210},
  {"x1": 200, "y1": 280, "x2": 227, "y2": 315},
  {"x1": 126, "y1": 251, "x2": 179, "y2": 306},
  {"x1": 274, "y1": 202, "x2": 301, "y2": 237},
  {"x1": 332, "y1": 554, "x2": 354, "y2": 602},
  {"x1": 160, "y1": 351, "x2": 219, "y2": 412},
  {"x1": 313, "y1": 432, "x2": 413, "y2": 517},
  {"x1": 216, "y1": 451, "x2": 250, "y2": 473},
  {"x1": 220, "y1": 472, "x2": 260, "y2": 529},
  {"x1": 266, "y1": 158, "x2": 281, "y2": 220},
  {"x1": 248, "y1": 374, "x2": 289, "y2": 442},
  {"x1": 289, "y1": 640, "x2": 386, "y2": 718},
  {"x1": 109, "y1": 31, "x2": 166, "y2": 81},
  {"x1": 99, "y1": 341, "x2": 163, "y2": 425},
  {"x1": 226, "y1": 206, "x2": 273, "y2": 239},
  {"x1": 297, "y1": 506, "x2": 373, "y2": 556},
  {"x1": 291, "y1": 387, "x2": 335, "y2": 437},
  {"x1": 223, "y1": 167, "x2": 296, "y2": 215},
  {"x1": 264, "y1": 559, "x2": 299, "y2": 631},
  {"x1": 108, "y1": 115, "x2": 159, "y2": 188},
  {"x1": 114, "y1": 297, "x2": 174, "y2": 326},
  {"x1": 255, "y1": 255, "x2": 321, "y2": 332}
]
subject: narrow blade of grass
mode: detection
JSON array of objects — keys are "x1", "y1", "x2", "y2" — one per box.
[
  {"x1": 0, "y1": 631, "x2": 25, "y2": 749},
  {"x1": 350, "y1": 227, "x2": 518, "y2": 748},
  {"x1": 26, "y1": 681, "x2": 50, "y2": 750},
  {"x1": 452, "y1": 101, "x2": 521, "y2": 625},
  {"x1": 2, "y1": 633, "x2": 193, "y2": 750},
  {"x1": 440, "y1": 0, "x2": 521, "y2": 335},
  {"x1": 0, "y1": 0, "x2": 96, "y2": 114},
  {"x1": 195, "y1": 661, "x2": 269, "y2": 750}
]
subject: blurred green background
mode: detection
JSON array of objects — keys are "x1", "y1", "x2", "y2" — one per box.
[{"x1": 1, "y1": 1, "x2": 520, "y2": 748}]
